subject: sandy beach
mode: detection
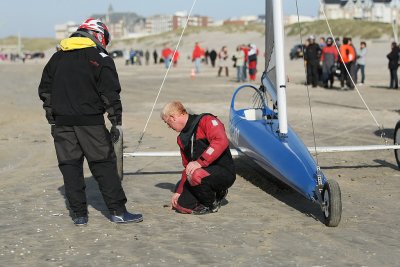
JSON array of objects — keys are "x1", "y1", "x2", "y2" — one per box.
[{"x1": 1, "y1": 31, "x2": 400, "y2": 266}]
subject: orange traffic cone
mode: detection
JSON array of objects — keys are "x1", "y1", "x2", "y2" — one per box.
[{"x1": 190, "y1": 69, "x2": 196, "y2": 79}]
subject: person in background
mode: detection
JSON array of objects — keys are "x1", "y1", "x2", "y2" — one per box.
[
  {"x1": 124, "y1": 48, "x2": 130, "y2": 65},
  {"x1": 209, "y1": 49, "x2": 217, "y2": 68},
  {"x1": 339, "y1": 37, "x2": 356, "y2": 90},
  {"x1": 387, "y1": 42, "x2": 400, "y2": 89},
  {"x1": 304, "y1": 35, "x2": 321, "y2": 87},
  {"x1": 161, "y1": 46, "x2": 172, "y2": 68},
  {"x1": 38, "y1": 18, "x2": 143, "y2": 226},
  {"x1": 234, "y1": 45, "x2": 245, "y2": 82},
  {"x1": 172, "y1": 50, "x2": 180, "y2": 67},
  {"x1": 192, "y1": 42, "x2": 203, "y2": 73},
  {"x1": 217, "y1": 46, "x2": 229, "y2": 77},
  {"x1": 145, "y1": 49, "x2": 150, "y2": 65},
  {"x1": 161, "y1": 101, "x2": 236, "y2": 215},
  {"x1": 241, "y1": 44, "x2": 249, "y2": 81},
  {"x1": 320, "y1": 37, "x2": 338, "y2": 88},
  {"x1": 204, "y1": 48, "x2": 209, "y2": 65},
  {"x1": 153, "y1": 49, "x2": 158, "y2": 64},
  {"x1": 356, "y1": 41, "x2": 367, "y2": 85},
  {"x1": 348, "y1": 38, "x2": 357, "y2": 83},
  {"x1": 248, "y1": 44, "x2": 258, "y2": 81}
]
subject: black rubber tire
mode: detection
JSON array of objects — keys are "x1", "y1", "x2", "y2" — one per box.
[
  {"x1": 394, "y1": 120, "x2": 400, "y2": 169},
  {"x1": 322, "y1": 179, "x2": 342, "y2": 227}
]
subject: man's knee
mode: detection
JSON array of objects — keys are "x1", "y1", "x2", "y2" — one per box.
[{"x1": 188, "y1": 168, "x2": 210, "y2": 186}]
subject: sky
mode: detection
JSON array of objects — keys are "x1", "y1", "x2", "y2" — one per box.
[{"x1": 0, "y1": 0, "x2": 321, "y2": 38}]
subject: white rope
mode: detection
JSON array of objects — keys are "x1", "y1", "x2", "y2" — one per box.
[
  {"x1": 136, "y1": 0, "x2": 198, "y2": 147},
  {"x1": 318, "y1": 0, "x2": 386, "y2": 141},
  {"x1": 295, "y1": 0, "x2": 320, "y2": 164}
]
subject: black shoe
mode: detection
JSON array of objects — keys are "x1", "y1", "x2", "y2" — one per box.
[
  {"x1": 216, "y1": 189, "x2": 228, "y2": 202},
  {"x1": 211, "y1": 200, "x2": 221, "y2": 213},
  {"x1": 192, "y1": 204, "x2": 212, "y2": 215},
  {"x1": 110, "y1": 211, "x2": 143, "y2": 223},
  {"x1": 73, "y1": 216, "x2": 88, "y2": 226}
]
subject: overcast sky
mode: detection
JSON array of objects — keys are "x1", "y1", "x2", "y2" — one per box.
[{"x1": 0, "y1": 0, "x2": 321, "y2": 38}]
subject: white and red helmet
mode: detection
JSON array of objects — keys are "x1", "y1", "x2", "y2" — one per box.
[{"x1": 78, "y1": 18, "x2": 110, "y2": 47}]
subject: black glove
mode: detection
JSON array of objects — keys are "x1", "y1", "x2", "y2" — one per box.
[
  {"x1": 51, "y1": 124, "x2": 55, "y2": 138},
  {"x1": 110, "y1": 125, "x2": 121, "y2": 143}
]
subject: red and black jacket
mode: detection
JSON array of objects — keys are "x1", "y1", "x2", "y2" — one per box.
[{"x1": 176, "y1": 114, "x2": 235, "y2": 194}]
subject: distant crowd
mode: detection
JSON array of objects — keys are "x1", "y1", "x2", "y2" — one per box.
[
  {"x1": 302, "y1": 35, "x2": 367, "y2": 90},
  {"x1": 301, "y1": 35, "x2": 400, "y2": 90},
  {"x1": 150, "y1": 42, "x2": 260, "y2": 82}
]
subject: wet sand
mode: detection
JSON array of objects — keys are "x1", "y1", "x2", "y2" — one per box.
[{"x1": 1, "y1": 34, "x2": 400, "y2": 266}]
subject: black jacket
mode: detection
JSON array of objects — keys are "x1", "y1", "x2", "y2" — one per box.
[
  {"x1": 387, "y1": 46, "x2": 400, "y2": 70},
  {"x1": 38, "y1": 37, "x2": 122, "y2": 126}
]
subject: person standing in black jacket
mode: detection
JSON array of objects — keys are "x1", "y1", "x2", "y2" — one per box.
[
  {"x1": 387, "y1": 42, "x2": 400, "y2": 89},
  {"x1": 38, "y1": 18, "x2": 143, "y2": 226},
  {"x1": 304, "y1": 35, "x2": 321, "y2": 87}
]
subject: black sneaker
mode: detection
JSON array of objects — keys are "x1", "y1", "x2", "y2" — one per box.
[
  {"x1": 73, "y1": 216, "x2": 88, "y2": 226},
  {"x1": 216, "y1": 189, "x2": 228, "y2": 202},
  {"x1": 110, "y1": 211, "x2": 143, "y2": 224},
  {"x1": 211, "y1": 200, "x2": 221, "y2": 213},
  {"x1": 192, "y1": 204, "x2": 212, "y2": 215}
]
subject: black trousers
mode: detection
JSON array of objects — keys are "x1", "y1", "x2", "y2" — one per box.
[
  {"x1": 390, "y1": 68, "x2": 398, "y2": 88},
  {"x1": 307, "y1": 61, "x2": 319, "y2": 87},
  {"x1": 53, "y1": 125, "x2": 127, "y2": 217},
  {"x1": 177, "y1": 165, "x2": 235, "y2": 211}
]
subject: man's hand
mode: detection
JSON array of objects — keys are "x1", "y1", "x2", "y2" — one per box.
[
  {"x1": 110, "y1": 125, "x2": 121, "y2": 143},
  {"x1": 171, "y1": 193, "x2": 181, "y2": 209},
  {"x1": 185, "y1": 161, "x2": 201, "y2": 176}
]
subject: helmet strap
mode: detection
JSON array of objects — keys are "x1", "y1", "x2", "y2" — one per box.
[{"x1": 75, "y1": 30, "x2": 108, "y2": 53}]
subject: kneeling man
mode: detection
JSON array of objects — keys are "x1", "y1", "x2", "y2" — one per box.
[{"x1": 161, "y1": 101, "x2": 236, "y2": 214}]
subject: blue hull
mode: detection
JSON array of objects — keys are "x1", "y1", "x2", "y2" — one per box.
[{"x1": 229, "y1": 86, "x2": 325, "y2": 201}]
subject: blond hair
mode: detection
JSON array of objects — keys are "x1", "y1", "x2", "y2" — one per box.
[{"x1": 161, "y1": 101, "x2": 187, "y2": 118}]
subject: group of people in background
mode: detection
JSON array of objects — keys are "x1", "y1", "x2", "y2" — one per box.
[
  {"x1": 304, "y1": 35, "x2": 367, "y2": 90},
  {"x1": 190, "y1": 42, "x2": 259, "y2": 82},
  {"x1": 131, "y1": 42, "x2": 259, "y2": 82},
  {"x1": 231, "y1": 44, "x2": 259, "y2": 82}
]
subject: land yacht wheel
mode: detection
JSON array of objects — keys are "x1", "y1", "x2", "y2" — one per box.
[
  {"x1": 322, "y1": 179, "x2": 342, "y2": 227},
  {"x1": 394, "y1": 121, "x2": 400, "y2": 169}
]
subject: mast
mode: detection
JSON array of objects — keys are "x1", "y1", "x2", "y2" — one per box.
[{"x1": 272, "y1": 0, "x2": 288, "y2": 135}]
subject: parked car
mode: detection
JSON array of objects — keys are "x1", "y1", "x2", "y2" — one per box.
[
  {"x1": 289, "y1": 44, "x2": 305, "y2": 60},
  {"x1": 110, "y1": 50, "x2": 123, "y2": 58},
  {"x1": 24, "y1": 52, "x2": 45, "y2": 59}
]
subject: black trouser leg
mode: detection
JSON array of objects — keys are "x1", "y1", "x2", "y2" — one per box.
[
  {"x1": 60, "y1": 159, "x2": 87, "y2": 217},
  {"x1": 54, "y1": 126, "x2": 87, "y2": 217},
  {"x1": 87, "y1": 160, "x2": 127, "y2": 215},
  {"x1": 75, "y1": 125, "x2": 127, "y2": 215},
  {"x1": 54, "y1": 125, "x2": 127, "y2": 217},
  {"x1": 177, "y1": 166, "x2": 235, "y2": 210}
]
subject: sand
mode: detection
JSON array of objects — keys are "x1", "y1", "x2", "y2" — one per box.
[{"x1": 1, "y1": 31, "x2": 400, "y2": 266}]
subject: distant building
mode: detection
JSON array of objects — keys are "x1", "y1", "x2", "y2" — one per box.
[
  {"x1": 91, "y1": 5, "x2": 145, "y2": 39},
  {"x1": 54, "y1": 21, "x2": 80, "y2": 40},
  {"x1": 54, "y1": 5, "x2": 145, "y2": 40},
  {"x1": 146, "y1": 12, "x2": 212, "y2": 34},
  {"x1": 321, "y1": 0, "x2": 400, "y2": 23},
  {"x1": 173, "y1": 11, "x2": 213, "y2": 29},
  {"x1": 145, "y1": 15, "x2": 173, "y2": 34}
]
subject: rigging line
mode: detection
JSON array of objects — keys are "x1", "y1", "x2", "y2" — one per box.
[
  {"x1": 134, "y1": 0, "x2": 198, "y2": 150},
  {"x1": 295, "y1": 0, "x2": 320, "y2": 165},
  {"x1": 318, "y1": 0, "x2": 387, "y2": 144}
]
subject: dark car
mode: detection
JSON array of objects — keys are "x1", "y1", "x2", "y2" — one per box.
[
  {"x1": 110, "y1": 50, "x2": 123, "y2": 58},
  {"x1": 289, "y1": 44, "x2": 305, "y2": 60},
  {"x1": 25, "y1": 52, "x2": 45, "y2": 59}
]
